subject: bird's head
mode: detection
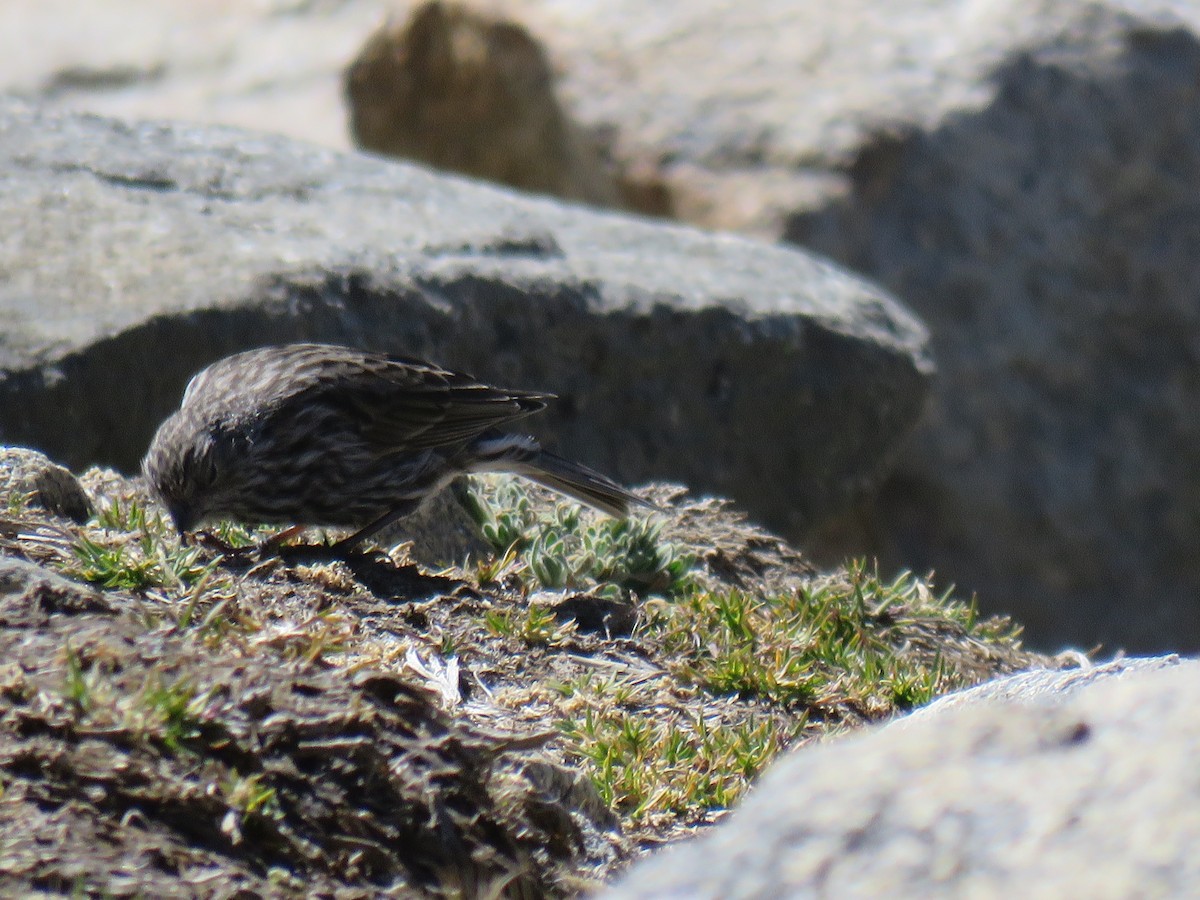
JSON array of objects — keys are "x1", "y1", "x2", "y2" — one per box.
[{"x1": 141, "y1": 413, "x2": 225, "y2": 536}]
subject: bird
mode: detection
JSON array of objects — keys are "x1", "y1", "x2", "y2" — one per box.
[{"x1": 142, "y1": 343, "x2": 649, "y2": 550}]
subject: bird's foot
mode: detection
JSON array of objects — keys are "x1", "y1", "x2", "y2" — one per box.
[
  {"x1": 191, "y1": 530, "x2": 255, "y2": 562},
  {"x1": 193, "y1": 525, "x2": 390, "y2": 571},
  {"x1": 191, "y1": 525, "x2": 312, "y2": 569}
]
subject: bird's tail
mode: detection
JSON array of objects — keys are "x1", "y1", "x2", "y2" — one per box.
[
  {"x1": 468, "y1": 435, "x2": 652, "y2": 517},
  {"x1": 518, "y1": 450, "x2": 653, "y2": 518}
]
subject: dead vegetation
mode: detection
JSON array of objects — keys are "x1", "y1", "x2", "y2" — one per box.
[{"x1": 0, "y1": 455, "x2": 1067, "y2": 897}]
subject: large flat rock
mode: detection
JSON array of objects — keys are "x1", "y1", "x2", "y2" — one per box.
[{"x1": 0, "y1": 102, "x2": 930, "y2": 537}]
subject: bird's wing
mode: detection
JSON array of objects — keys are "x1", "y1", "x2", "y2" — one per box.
[{"x1": 314, "y1": 353, "x2": 551, "y2": 453}]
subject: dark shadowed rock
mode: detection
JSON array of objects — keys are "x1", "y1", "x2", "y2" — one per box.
[
  {"x1": 606, "y1": 655, "x2": 1194, "y2": 899},
  {"x1": 0, "y1": 101, "x2": 930, "y2": 541}
]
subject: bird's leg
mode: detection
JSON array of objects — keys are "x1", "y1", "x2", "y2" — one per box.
[
  {"x1": 333, "y1": 500, "x2": 421, "y2": 552},
  {"x1": 191, "y1": 525, "x2": 306, "y2": 565},
  {"x1": 257, "y1": 524, "x2": 307, "y2": 555},
  {"x1": 192, "y1": 529, "x2": 241, "y2": 556}
]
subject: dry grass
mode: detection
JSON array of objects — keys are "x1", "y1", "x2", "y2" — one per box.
[{"x1": 0, "y1": 466, "x2": 1067, "y2": 895}]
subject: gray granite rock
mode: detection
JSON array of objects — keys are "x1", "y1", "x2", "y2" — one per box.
[
  {"x1": 606, "y1": 655, "x2": 1194, "y2": 899},
  {"x1": 0, "y1": 101, "x2": 930, "y2": 540},
  {"x1": 897, "y1": 654, "x2": 1179, "y2": 722}
]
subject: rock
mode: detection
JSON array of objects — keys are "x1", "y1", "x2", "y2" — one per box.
[
  {"x1": 772, "y1": 8, "x2": 1200, "y2": 654},
  {"x1": 0, "y1": 0, "x2": 381, "y2": 151},
  {"x1": 0, "y1": 101, "x2": 930, "y2": 542},
  {"x1": 781, "y1": 9, "x2": 1200, "y2": 652},
  {"x1": 898, "y1": 654, "x2": 1179, "y2": 721},
  {"x1": 0, "y1": 0, "x2": 677, "y2": 218},
  {"x1": 605, "y1": 655, "x2": 1196, "y2": 899},
  {"x1": 0, "y1": 446, "x2": 92, "y2": 523},
  {"x1": 448, "y1": 0, "x2": 1200, "y2": 654},
  {"x1": 345, "y1": 1, "x2": 626, "y2": 210}
]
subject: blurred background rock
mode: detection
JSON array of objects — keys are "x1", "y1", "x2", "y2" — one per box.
[{"x1": 3, "y1": 0, "x2": 1199, "y2": 654}]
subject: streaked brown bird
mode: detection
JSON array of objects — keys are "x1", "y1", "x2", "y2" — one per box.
[{"x1": 142, "y1": 343, "x2": 648, "y2": 548}]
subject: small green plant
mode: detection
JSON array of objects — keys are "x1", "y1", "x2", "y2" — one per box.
[
  {"x1": 881, "y1": 656, "x2": 947, "y2": 708},
  {"x1": 62, "y1": 643, "x2": 92, "y2": 713},
  {"x1": 552, "y1": 671, "x2": 635, "y2": 706},
  {"x1": 209, "y1": 520, "x2": 276, "y2": 550},
  {"x1": 225, "y1": 771, "x2": 283, "y2": 822},
  {"x1": 5, "y1": 488, "x2": 34, "y2": 515},
  {"x1": 58, "y1": 641, "x2": 212, "y2": 756},
  {"x1": 466, "y1": 475, "x2": 695, "y2": 597},
  {"x1": 460, "y1": 478, "x2": 530, "y2": 551},
  {"x1": 485, "y1": 603, "x2": 570, "y2": 646},
  {"x1": 648, "y1": 562, "x2": 1021, "y2": 713},
  {"x1": 559, "y1": 701, "x2": 791, "y2": 818},
  {"x1": 67, "y1": 498, "x2": 218, "y2": 591},
  {"x1": 94, "y1": 497, "x2": 153, "y2": 533},
  {"x1": 473, "y1": 541, "x2": 521, "y2": 584},
  {"x1": 58, "y1": 644, "x2": 125, "y2": 731},
  {"x1": 70, "y1": 534, "x2": 159, "y2": 590},
  {"x1": 436, "y1": 632, "x2": 458, "y2": 658},
  {"x1": 136, "y1": 675, "x2": 207, "y2": 753}
]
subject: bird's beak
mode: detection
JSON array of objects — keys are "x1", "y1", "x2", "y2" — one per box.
[{"x1": 168, "y1": 504, "x2": 195, "y2": 538}]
